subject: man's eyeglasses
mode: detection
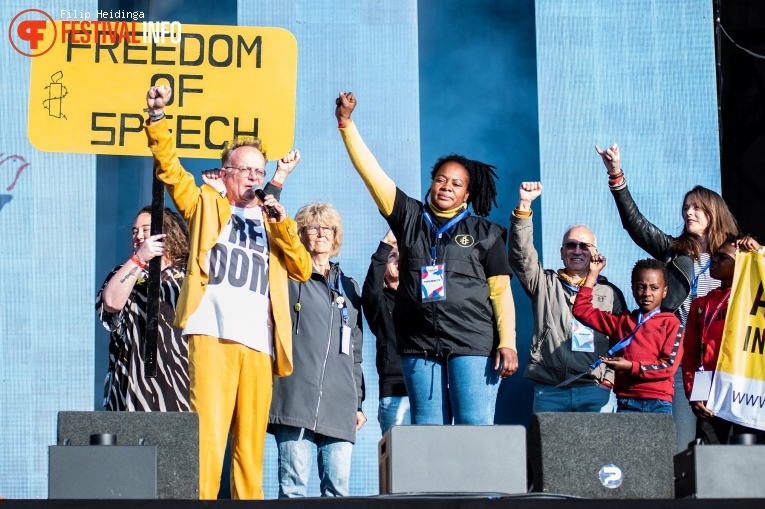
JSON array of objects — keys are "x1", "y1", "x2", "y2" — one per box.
[
  {"x1": 305, "y1": 225, "x2": 335, "y2": 237},
  {"x1": 563, "y1": 241, "x2": 594, "y2": 251},
  {"x1": 223, "y1": 166, "x2": 266, "y2": 178}
]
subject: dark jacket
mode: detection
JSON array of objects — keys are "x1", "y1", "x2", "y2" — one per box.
[
  {"x1": 509, "y1": 212, "x2": 627, "y2": 387},
  {"x1": 390, "y1": 193, "x2": 511, "y2": 357},
  {"x1": 269, "y1": 263, "x2": 364, "y2": 443},
  {"x1": 361, "y1": 242, "x2": 407, "y2": 399},
  {"x1": 610, "y1": 182, "x2": 695, "y2": 313}
]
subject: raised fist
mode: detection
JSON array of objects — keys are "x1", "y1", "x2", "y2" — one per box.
[
  {"x1": 146, "y1": 86, "x2": 172, "y2": 112},
  {"x1": 335, "y1": 92, "x2": 356, "y2": 124}
]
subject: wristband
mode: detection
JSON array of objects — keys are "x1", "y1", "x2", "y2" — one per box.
[
  {"x1": 608, "y1": 175, "x2": 626, "y2": 187},
  {"x1": 130, "y1": 253, "x2": 148, "y2": 269},
  {"x1": 269, "y1": 179, "x2": 283, "y2": 189},
  {"x1": 143, "y1": 108, "x2": 165, "y2": 121},
  {"x1": 338, "y1": 120, "x2": 348, "y2": 128}
]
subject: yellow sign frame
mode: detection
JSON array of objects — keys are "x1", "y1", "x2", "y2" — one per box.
[{"x1": 29, "y1": 23, "x2": 297, "y2": 159}]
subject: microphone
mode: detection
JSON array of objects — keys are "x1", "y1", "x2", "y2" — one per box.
[{"x1": 254, "y1": 188, "x2": 279, "y2": 218}]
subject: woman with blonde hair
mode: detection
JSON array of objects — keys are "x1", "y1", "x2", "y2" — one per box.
[{"x1": 268, "y1": 201, "x2": 365, "y2": 498}]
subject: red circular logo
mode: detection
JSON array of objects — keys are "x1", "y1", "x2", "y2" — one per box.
[{"x1": 8, "y1": 9, "x2": 57, "y2": 57}]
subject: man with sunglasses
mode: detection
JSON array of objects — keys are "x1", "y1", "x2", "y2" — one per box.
[
  {"x1": 144, "y1": 85, "x2": 312, "y2": 500},
  {"x1": 509, "y1": 182, "x2": 627, "y2": 412}
]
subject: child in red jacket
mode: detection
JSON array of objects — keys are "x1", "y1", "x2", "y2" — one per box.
[
  {"x1": 573, "y1": 257, "x2": 683, "y2": 414},
  {"x1": 682, "y1": 234, "x2": 764, "y2": 443}
]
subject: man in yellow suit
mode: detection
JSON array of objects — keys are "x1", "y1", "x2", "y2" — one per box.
[{"x1": 143, "y1": 85, "x2": 312, "y2": 499}]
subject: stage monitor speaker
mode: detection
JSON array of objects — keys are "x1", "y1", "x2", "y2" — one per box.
[
  {"x1": 49, "y1": 445, "x2": 157, "y2": 499},
  {"x1": 528, "y1": 412, "x2": 675, "y2": 498},
  {"x1": 56, "y1": 411, "x2": 198, "y2": 499},
  {"x1": 379, "y1": 425, "x2": 526, "y2": 495},
  {"x1": 674, "y1": 445, "x2": 765, "y2": 498}
]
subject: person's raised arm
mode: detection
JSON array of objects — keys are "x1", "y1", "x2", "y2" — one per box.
[
  {"x1": 144, "y1": 86, "x2": 199, "y2": 218},
  {"x1": 509, "y1": 182, "x2": 544, "y2": 296},
  {"x1": 594, "y1": 143, "x2": 672, "y2": 259},
  {"x1": 100, "y1": 234, "x2": 166, "y2": 313},
  {"x1": 361, "y1": 231, "x2": 395, "y2": 328},
  {"x1": 573, "y1": 254, "x2": 620, "y2": 336},
  {"x1": 335, "y1": 92, "x2": 396, "y2": 217}
]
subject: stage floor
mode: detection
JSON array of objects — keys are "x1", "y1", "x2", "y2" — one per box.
[{"x1": 2, "y1": 496, "x2": 763, "y2": 509}]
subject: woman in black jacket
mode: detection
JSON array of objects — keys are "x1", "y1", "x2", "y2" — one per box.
[
  {"x1": 361, "y1": 230, "x2": 410, "y2": 435},
  {"x1": 596, "y1": 143, "x2": 739, "y2": 449}
]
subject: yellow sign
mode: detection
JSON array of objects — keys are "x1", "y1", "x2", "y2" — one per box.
[
  {"x1": 707, "y1": 251, "x2": 765, "y2": 430},
  {"x1": 28, "y1": 23, "x2": 297, "y2": 159},
  {"x1": 718, "y1": 252, "x2": 765, "y2": 378}
]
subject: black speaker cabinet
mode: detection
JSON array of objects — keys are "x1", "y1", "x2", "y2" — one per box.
[
  {"x1": 49, "y1": 445, "x2": 157, "y2": 499},
  {"x1": 675, "y1": 445, "x2": 765, "y2": 498},
  {"x1": 379, "y1": 425, "x2": 526, "y2": 495},
  {"x1": 56, "y1": 411, "x2": 198, "y2": 499},
  {"x1": 528, "y1": 412, "x2": 675, "y2": 498}
]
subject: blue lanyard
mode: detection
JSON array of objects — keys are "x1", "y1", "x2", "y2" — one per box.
[
  {"x1": 422, "y1": 207, "x2": 469, "y2": 263},
  {"x1": 327, "y1": 271, "x2": 348, "y2": 325},
  {"x1": 691, "y1": 257, "x2": 711, "y2": 298},
  {"x1": 589, "y1": 308, "x2": 661, "y2": 369}
]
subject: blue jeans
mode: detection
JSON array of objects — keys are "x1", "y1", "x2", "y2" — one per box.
[
  {"x1": 617, "y1": 397, "x2": 673, "y2": 414},
  {"x1": 672, "y1": 363, "x2": 696, "y2": 450},
  {"x1": 272, "y1": 425, "x2": 353, "y2": 498},
  {"x1": 533, "y1": 383, "x2": 616, "y2": 413},
  {"x1": 400, "y1": 355, "x2": 500, "y2": 425},
  {"x1": 378, "y1": 396, "x2": 411, "y2": 435}
]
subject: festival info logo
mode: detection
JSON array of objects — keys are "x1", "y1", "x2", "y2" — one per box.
[{"x1": 8, "y1": 9, "x2": 57, "y2": 57}]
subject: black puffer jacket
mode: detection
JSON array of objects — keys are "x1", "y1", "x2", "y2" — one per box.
[
  {"x1": 610, "y1": 182, "x2": 694, "y2": 313},
  {"x1": 361, "y1": 242, "x2": 407, "y2": 399}
]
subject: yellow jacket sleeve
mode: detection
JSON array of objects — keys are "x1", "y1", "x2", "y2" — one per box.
[
  {"x1": 339, "y1": 120, "x2": 396, "y2": 217},
  {"x1": 488, "y1": 274, "x2": 517, "y2": 351},
  {"x1": 145, "y1": 118, "x2": 200, "y2": 220},
  {"x1": 266, "y1": 218, "x2": 312, "y2": 283}
]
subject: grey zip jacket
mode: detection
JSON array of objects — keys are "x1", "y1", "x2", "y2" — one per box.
[
  {"x1": 269, "y1": 262, "x2": 364, "y2": 443},
  {"x1": 509, "y1": 212, "x2": 627, "y2": 386}
]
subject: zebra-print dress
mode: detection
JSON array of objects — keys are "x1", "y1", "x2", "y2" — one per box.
[{"x1": 96, "y1": 264, "x2": 190, "y2": 411}]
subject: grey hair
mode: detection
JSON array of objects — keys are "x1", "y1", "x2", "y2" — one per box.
[{"x1": 562, "y1": 223, "x2": 596, "y2": 247}]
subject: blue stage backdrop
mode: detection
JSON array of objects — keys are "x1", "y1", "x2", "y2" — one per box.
[
  {"x1": 0, "y1": 0, "x2": 719, "y2": 500},
  {"x1": 0, "y1": 0, "x2": 99, "y2": 499},
  {"x1": 535, "y1": 0, "x2": 720, "y2": 297}
]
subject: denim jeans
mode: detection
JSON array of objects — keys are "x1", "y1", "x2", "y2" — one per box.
[
  {"x1": 400, "y1": 355, "x2": 500, "y2": 424},
  {"x1": 272, "y1": 425, "x2": 353, "y2": 498},
  {"x1": 672, "y1": 363, "x2": 696, "y2": 450},
  {"x1": 617, "y1": 397, "x2": 673, "y2": 414},
  {"x1": 378, "y1": 396, "x2": 411, "y2": 435},
  {"x1": 533, "y1": 383, "x2": 616, "y2": 413}
]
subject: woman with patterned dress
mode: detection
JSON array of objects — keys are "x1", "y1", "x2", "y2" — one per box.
[{"x1": 96, "y1": 206, "x2": 191, "y2": 411}]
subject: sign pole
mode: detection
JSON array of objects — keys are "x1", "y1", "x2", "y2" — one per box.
[{"x1": 144, "y1": 172, "x2": 164, "y2": 378}]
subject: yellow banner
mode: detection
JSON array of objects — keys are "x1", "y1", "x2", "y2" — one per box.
[
  {"x1": 28, "y1": 22, "x2": 297, "y2": 159},
  {"x1": 717, "y1": 251, "x2": 765, "y2": 379}
]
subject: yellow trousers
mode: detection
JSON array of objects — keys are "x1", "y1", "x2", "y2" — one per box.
[{"x1": 188, "y1": 335, "x2": 273, "y2": 500}]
